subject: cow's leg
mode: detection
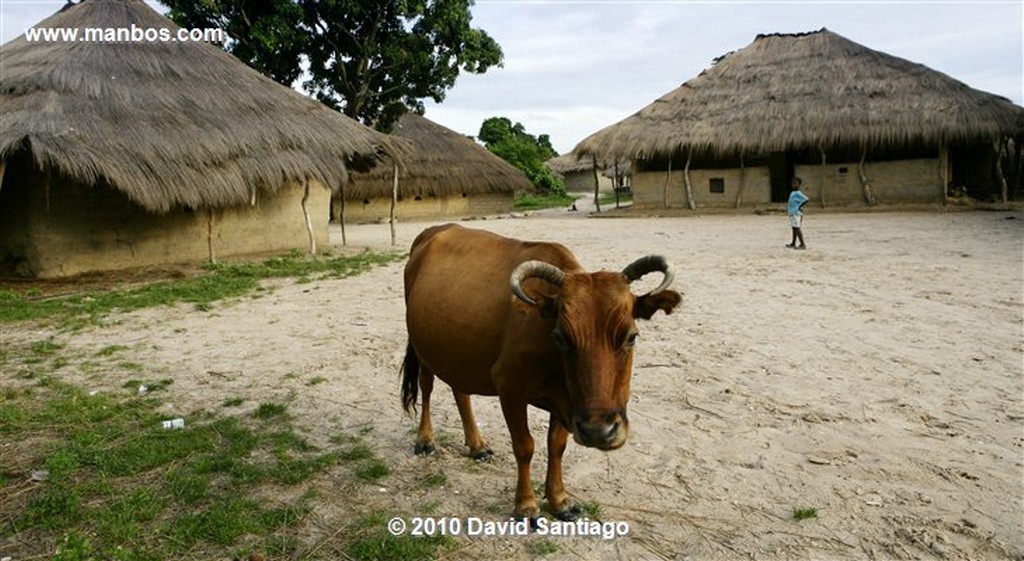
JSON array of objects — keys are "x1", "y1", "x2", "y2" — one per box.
[
  {"x1": 414, "y1": 369, "x2": 435, "y2": 455},
  {"x1": 453, "y1": 390, "x2": 493, "y2": 460},
  {"x1": 499, "y1": 394, "x2": 539, "y2": 520},
  {"x1": 545, "y1": 415, "x2": 582, "y2": 520}
]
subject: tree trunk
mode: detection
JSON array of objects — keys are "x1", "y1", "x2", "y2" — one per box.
[
  {"x1": 0, "y1": 159, "x2": 6, "y2": 193},
  {"x1": 592, "y1": 156, "x2": 601, "y2": 213}
]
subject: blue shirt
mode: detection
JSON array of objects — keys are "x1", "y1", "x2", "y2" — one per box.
[{"x1": 788, "y1": 190, "x2": 808, "y2": 216}]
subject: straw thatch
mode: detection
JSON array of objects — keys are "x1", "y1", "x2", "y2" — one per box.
[
  {"x1": 0, "y1": 0, "x2": 403, "y2": 213},
  {"x1": 345, "y1": 112, "x2": 531, "y2": 199},
  {"x1": 546, "y1": 153, "x2": 594, "y2": 175},
  {"x1": 574, "y1": 28, "x2": 1024, "y2": 161}
]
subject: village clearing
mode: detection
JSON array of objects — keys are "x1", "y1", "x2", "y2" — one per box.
[{"x1": 2, "y1": 209, "x2": 1022, "y2": 560}]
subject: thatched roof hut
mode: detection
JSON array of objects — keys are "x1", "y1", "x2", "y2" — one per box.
[
  {"x1": 346, "y1": 112, "x2": 531, "y2": 200},
  {"x1": 0, "y1": 0, "x2": 400, "y2": 213},
  {"x1": 573, "y1": 29, "x2": 1024, "y2": 209},
  {"x1": 339, "y1": 113, "x2": 528, "y2": 226},
  {"x1": 545, "y1": 153, "x2": 626, "y2": 194},
  {"x1": 0, "y1": 0, "x2": 404, "y2": 277},
  {"x1": 574, "y1": 28, "x2": 1024, "y2": 161}
]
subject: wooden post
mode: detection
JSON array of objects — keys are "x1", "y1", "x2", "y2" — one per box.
[
  {"x1": 301, "y1": 178, "x2": 317, "y2": 255},
  {"x1": 683, "y1": 151, "x2": 695, "y2": 210},
  {"x1": 43, "y1": 167, "x2": 52, "y2": 213},
  {"x1": 613, "y1": 160, "x2": 620, "y2": 209},
  {"x1": 858, "y1": 142, "x2": 876, "y2": 205},
  {"x1": 0, "y1": 160, "x2": 7, "y2": 193},
  {"x1": 207, "y1": 209, "x2": 216, "y2": 264},
  {"x1": 939, "y1": 144, "x2": 949, "y2": 205},
  {"x1": 591, "y1": 156, "x2": 601, "y2": 213},
  {"x1": 734, "y1": 151, "x2": 745, "y2": 209},
  {"x1": 995, "y1": 139, "x2": 1008, "y2": 204},
  {"x1": 390, "y1": 162, "x2": 399, "y2": 246},
  {"x1": 663, "y1": 157, "x2": 672, "y2": 208},
  {"x1": 339, "y1": 183, "x2": 347, "y2": 246},
  {"x1": 818, "y1": 146, "x2": 827, "y2": 208}
]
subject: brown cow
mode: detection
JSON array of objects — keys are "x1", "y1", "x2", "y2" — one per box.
[{"x1": 401, "y1": 223, "x2": 681, "y2": 520}]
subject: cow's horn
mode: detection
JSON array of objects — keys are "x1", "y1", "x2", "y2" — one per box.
[
  {"x1": 622, "y1": 255, "x2": 674, "y2": 295},
  {"x1": 511, "y1": 260, "x2": 566, "y2": 306}
]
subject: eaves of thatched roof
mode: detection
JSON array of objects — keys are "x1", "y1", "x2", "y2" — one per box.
[
  {"x1": 0, "y1": 0, "x2": 405, "y2": 213},
  {"x1": 573, "y1": 28, "x2": 1024, "y2": 161},
  {"x1": 546, "y1": 153, "x2": 593, "y2": 174},
  {"x1": 346, "y1": 112, "x2": 531, "y2": 199},
  {"x1": 546, "y1": 153, "x2": 629, "y2": 174}
]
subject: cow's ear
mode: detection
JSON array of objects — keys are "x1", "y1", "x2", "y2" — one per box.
[
  {"x1": 634, "y1": 290, "x2": 682, "y2": 320},
  {"x1": 513, "y1": 291, "x2": 559, "y2": 320}
]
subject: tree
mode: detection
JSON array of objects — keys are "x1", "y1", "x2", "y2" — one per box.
[
  {"x1": 478, "y1": 117, "x2": 563, "y2": 194},
  {"x1": 162, "y1": 0, "x2": 503, "y2": 131}
]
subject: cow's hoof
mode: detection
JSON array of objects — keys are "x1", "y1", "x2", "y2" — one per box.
[
  {"x1": 527, "y1": 516, "x2": 541, "y2": 531},
  {"x1": 553, "y1": 502, "x2": 584, "y2": 522},
  {"x1": 470, "y1": 447, "x2": 494, "y2": 461},
  {"x1": 414, "y1": 442, "x2": 435, "y2": 456}
]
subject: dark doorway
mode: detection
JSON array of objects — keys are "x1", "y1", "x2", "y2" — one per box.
[{"x1": 769, "y1": 152, "x2": 795, "y2": 203}]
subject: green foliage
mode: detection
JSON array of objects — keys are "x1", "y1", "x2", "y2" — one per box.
[
  {"x1": 514, "y1": 192, "x2": 575, "y2": 211},
  {"x1": 478, "y1": 117, "x2": 564, "y2": 194},
  {"x1": 163, "y1": 0, "x2": 504, "y2": 131}
]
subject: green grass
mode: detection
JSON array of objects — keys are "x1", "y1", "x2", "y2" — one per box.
[
  {"x1": 598, "y1": 190, "x2": 633, "y2": 207},
  {"x1": 792, "y1": 506, "x2": 819, "y2": 521},
  {"x1": 514, "y1": 192, "x2": 575, "y2": 211},
  {"x1": 345, "y1": 513, "x2": 454, "y2": 561},
  {"x1": 0, "y1": 250, "x2": 404, "y2": 328},
  {"x1": 0, "y1": 380, "x2": 397, "y2": 560}
]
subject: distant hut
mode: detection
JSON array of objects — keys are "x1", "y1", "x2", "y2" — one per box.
[
  {"x1": 546, "y1": 154, "x2": 613, "y2": 193},
  {"x1": 0, "y1": 0, "x2": 399, "y2": 278},
  {"x1": 574, "y1": 29, "x2": 1024, "y2": 210},
  {"x1": 341, "y1": 113, "x2": 530, "y2": 224}
]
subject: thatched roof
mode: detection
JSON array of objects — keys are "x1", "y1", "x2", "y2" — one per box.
[
  {"x1": 345, "y1": 112, "x2": 531, "y2": 199},
  {"x1": 546, "y1": 153, "x2": 629, "y2": 175},
  {"x1": 0, "y1": 0, "x2": 404, "y2": 213},
  {"x1": 574, "y1": 28, "x2": 1024, "y2": 161},
  {"x1": 546, "y1": 153, "x2": 593, "y2": 174}
]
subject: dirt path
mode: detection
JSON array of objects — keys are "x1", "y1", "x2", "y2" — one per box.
[{"x1": 4, "y1": 210, "x2": 1022, "y2": 560}]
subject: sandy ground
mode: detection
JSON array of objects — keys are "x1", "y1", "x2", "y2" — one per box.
[{"x1": 3, "y1": 206, "x2": 1022, "y2": 560}]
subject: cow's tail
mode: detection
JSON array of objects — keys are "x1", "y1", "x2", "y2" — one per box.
[{"x1": 400, "y1": 341, "x2": 420, "y2": 414}]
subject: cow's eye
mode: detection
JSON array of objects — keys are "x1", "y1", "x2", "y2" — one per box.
[
  {"x1": 624, "y1": 332, "x2": 638, "y2": 348},
  {"x1": 552, "y1": 330, "x2": 571, "y2": 351}
]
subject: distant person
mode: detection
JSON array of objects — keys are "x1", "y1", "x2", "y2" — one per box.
[
  {"x1": 786, "y1": 177, "x2": 808, "y2": 250},
  {"x1": 569, "y1": 203, "x2": 578, "y2": 212}
]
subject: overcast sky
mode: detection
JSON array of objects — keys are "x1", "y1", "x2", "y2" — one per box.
[{"x1": 3, "y1": 0, "x2": 1022, "y2": 154}]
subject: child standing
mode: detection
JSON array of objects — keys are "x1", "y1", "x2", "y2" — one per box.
[{"x1": 786, "y1": 177, "x2": 808, "y2": 250}]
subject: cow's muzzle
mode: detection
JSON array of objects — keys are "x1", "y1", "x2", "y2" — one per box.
[{"x1": 573, "y1": 411, "x2": 628, "y2": 450}]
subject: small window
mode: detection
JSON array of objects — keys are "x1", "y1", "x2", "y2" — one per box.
[{"x1": 709, "y1": 178, "x2": 725, "y2": 194}]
